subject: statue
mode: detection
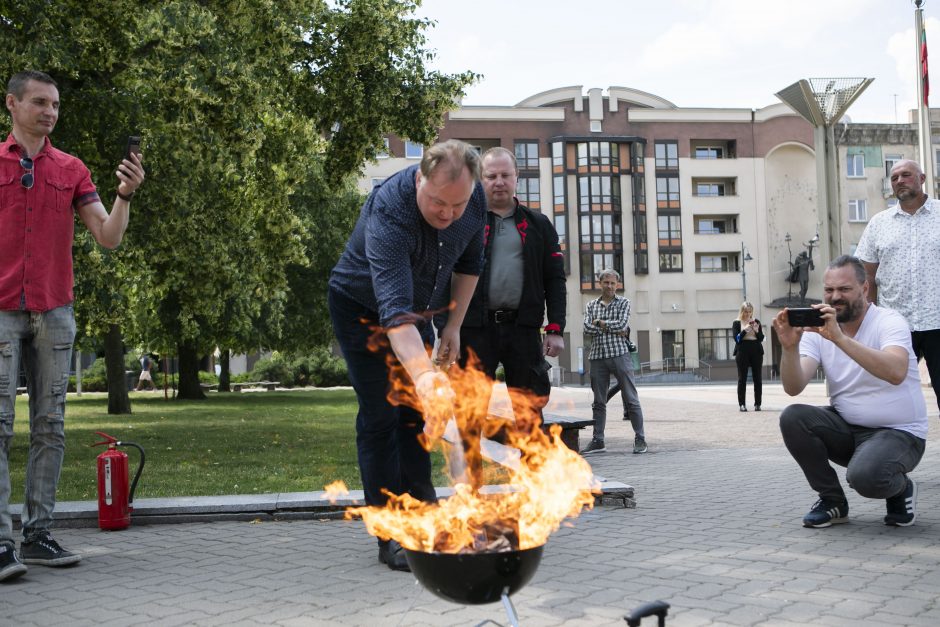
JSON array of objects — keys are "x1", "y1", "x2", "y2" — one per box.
[{"x1": 786, "y1": 235, "x2": 818, "y2": 304}]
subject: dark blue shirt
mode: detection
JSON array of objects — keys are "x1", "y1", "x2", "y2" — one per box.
[{"x1": 329, "y1": 165, "x2": 486, "y2": 329}]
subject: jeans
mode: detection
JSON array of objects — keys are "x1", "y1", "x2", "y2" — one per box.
[
  {"x1": 590, "y1": 354, "x2": 644, "y2": 441},
  {"x1": 0, "y1": 305, "x2": 76, "y2": 543},
  {"x1": 328, "y1": 289, "x2": 435, "y2": 508},
  {"x1": 911, "y1": 328, "x2": 940, "y2": 414},
  {"x1": 779, "y1": 404, "x2": 925, "y2": 503}
]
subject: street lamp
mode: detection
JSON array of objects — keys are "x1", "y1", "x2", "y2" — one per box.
[{"x1": 741, "y1": 242, "x2": 753, "y2": 301}]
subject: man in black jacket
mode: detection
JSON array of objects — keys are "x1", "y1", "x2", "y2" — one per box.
[{"x1": 458, "y1": 147, "x2": 566, "y2": 432}]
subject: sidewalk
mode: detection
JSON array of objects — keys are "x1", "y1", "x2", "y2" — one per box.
[{"x1": 4, "y1": 382, "x2": 940, "y2": 626}]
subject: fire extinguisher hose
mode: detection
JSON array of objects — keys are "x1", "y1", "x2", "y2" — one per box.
[{"x1": 116, "y1": 441, "x2": 146, "y2": 505}]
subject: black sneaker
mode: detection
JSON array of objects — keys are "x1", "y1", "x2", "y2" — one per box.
[
  {"x1": 633, "y1": 436, "x2": 648, "y2": 454},
  {"x1": 20, "y1": 531, "x2": 81, "y2": 566},
  {"x1": 885, "y1": 478, "x2": 917, "y2": 527},
  {"x1": 802, "y1": 499, "x2": 849, "y2": 528},
  {"x1": 580, "y1": 439, "x2": 606, "y2": 455},
  {"x1": 0, "y1": 542, "x2": 27, "y2": 582},
  {"x1": 378, "y1": 539, "x2": 410, "y2": 572}
]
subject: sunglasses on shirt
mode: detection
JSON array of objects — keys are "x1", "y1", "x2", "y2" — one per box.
[{"x1": 20, "y1": 156, "x2": 34, "y2": 189}]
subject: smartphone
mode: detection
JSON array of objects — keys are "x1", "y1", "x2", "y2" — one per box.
[
  {"x1": 787, "y1": 307, "x2": 825, "y2": 327},
  {"x1": 124, "y1": 135, "x2": 141, "y2": 160}
]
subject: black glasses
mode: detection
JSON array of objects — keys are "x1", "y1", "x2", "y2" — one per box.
[{"x1": 20, "y1": 157, "x2": 33, "y2": 189}]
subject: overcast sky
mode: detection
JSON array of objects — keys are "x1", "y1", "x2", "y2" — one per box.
[{"x1": 415, "y1": 0, "x2": 938, "y2": 124}]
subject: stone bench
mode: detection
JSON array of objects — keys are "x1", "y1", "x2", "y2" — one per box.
[
  {"x1": 542, "y1": 414, "x2": 596, "y2": 452},
  {"x1": 16, "y1": 386, "x2": 27, "y2": 396},
  {"x1": 232, "y1": 381, "x2": 280, "y2": 392}
]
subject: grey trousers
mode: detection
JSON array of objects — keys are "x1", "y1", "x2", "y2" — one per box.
[
  {"x1": 590, "y1": 353, "x2": 644, "y2": 441},
  {"x1": 779, "y1": 404, "x2": 925, "y2": 504}
]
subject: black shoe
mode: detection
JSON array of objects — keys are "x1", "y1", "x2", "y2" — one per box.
[
  {"x1": 378, "y1": 539, "x2": 411, "y2": 572},
  {"x1": 802, "y1": 499, "x2": 849, "y2": 528},
  {"x1": 754, "y1": 405, "x2": 761, "y2": 412},
  {"x1": 580, "y1": 439, "x2": 606, "y2": 455},
  {"x1": 0, "y1": 542, "x2": 27, "y2": 582},
  {"x1": 633, "y1": 436, "x2": 648, "y2": 454},
  {"x1": 885, "y1": 478, "x2": 917, "y2": 527},
  {"x1": 20, "y1": 531, "x2": 81, "y2": 567},
  {"x1": 739, "y1": 405, "x2": 747, "y2": 412}
]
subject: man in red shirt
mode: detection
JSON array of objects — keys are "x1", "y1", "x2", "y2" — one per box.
[{"x1": 0, "y1": 70, "x2": 144, "y2": 582}]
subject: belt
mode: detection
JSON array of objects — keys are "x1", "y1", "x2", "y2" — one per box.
[{"x1": 488, "y1": 309, "x2": 518, "y2": 323}]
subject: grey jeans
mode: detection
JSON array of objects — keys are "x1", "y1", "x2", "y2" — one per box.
[
  {"x1": 779, "y1": 404, "x2": 925, "y2": 504},
  {"x1": 589, "y1": 353, "x2": 644, "y2": 441},
  {"x1": 0, "y1": 305, "x2": 76, "y2": 543}
]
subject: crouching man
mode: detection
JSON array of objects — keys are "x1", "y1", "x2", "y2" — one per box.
[{"x1": 773, "y1": 255, "x2": 927, "y2": 528}]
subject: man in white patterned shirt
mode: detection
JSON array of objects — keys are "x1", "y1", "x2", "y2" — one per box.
[
  {"x1": 581, "y1": 269, "x2": 646, "y2": 455},
  {"x1": 856, "y1": 159, "x2": 940, "y2": 413}
]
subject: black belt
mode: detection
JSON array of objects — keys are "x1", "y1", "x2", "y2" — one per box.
[{"x1": 488, "y1": 309, "x2": 518, "y2": 323}]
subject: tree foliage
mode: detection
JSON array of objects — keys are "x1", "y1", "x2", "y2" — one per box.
[{"x1": 0, "y1": 0, "x2": 477, "y2": 401}]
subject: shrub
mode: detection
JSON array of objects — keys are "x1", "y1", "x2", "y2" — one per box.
[{"x1": 248, "y1": 355, "x2": 292, "y2": 386}]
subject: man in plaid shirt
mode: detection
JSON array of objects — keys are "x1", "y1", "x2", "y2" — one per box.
[{"x1": 582, "y1": 269, "x2": 647, "y2": 455}]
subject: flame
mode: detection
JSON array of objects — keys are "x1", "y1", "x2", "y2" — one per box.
[
  {"x1": 324, "y1": 480, "x2": 350, "y2": 504},
  {"x1": 340, "y1": 355, "x2": 600, "y2": 553}
]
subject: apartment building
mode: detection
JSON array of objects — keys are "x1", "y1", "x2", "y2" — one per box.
[{"x1": 359, "y1": 86, "x2": 920, "y2": 383}]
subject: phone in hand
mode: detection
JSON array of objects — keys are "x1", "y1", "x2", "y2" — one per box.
[
  {"x1": 787, "y1": 307, "x2": 825, "y2": 327},
  {"x1": 125, "y1": 135, "x2": 141, "y2": 161}
]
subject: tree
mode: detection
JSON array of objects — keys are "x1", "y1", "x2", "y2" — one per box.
[{"x1": 1, "y1": 0, "x2": 477, "y2": 401}]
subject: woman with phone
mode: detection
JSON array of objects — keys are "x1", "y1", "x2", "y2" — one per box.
[{"x1": 732, "y1": 301, "x2": 764, "y2": 412}]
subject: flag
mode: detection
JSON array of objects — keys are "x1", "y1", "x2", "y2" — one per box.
[{"x1": 922, "y1": 21, "x2": 930, "y2": 106}]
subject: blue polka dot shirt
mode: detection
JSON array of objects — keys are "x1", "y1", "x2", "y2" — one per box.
[{"x1": 329, "y1": 164, "x2": 486, "y2": 329}]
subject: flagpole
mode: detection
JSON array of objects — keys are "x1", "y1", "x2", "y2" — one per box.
[{"x1": 915, "y1": 0, "x2": 936, "y2": 195}]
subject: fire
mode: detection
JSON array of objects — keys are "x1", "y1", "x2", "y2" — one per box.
[{"x1": 341, "y1": 355, "x2": 600, "y2": 553}]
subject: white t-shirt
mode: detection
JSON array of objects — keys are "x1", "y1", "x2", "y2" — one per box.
[{"x1": 799, "y1": 304, "x2": 928, "y2": 439}]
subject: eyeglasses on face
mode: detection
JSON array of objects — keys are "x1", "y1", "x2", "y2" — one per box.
[{"x1": 20, "y1": 157, "x2": 33, "y2": 189}]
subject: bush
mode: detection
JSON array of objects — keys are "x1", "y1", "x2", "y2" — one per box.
[
  {"x1": 248, "y1": 355, "x2": 293, "y2": 386},
  {"x1": 247, "y1": 349, "x2": 348, "y2": 388}
]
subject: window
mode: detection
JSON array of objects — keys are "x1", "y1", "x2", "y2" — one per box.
[
  {"x1": 661, "y1": 330, "x2": 685, "y2": 367},
  {"x1": 698, "y1": 329, "x2": 734, "y2": 361},
  {"x1": 846, "y1": 153, "x2": 864, "y2": 177},
  {"x1": 553, "y1": 175, "x2": 565, "y2": 206},
  {"x1": 659, "y1": 252, "x2": 683, "y2": 272},
  {"x1": 885, "y1": 154, "x2": 902, "y2": 177},
  {"x1": 576, "y1": 142, "x2": 618, "y2": 169},
  {"x1": 657, "y1": 215, "x2": 682, "y2": 247},
  {"x1": 694, "y1": 146, "x2": 723, "y2": 159},
  {"x1": 655, "y1": 141, "x2": 678, "y2": 169},
  {"x1": 516, "y1": 176, "x2": 540, "y2": 206},
  {"x1": 515, "y1": 141, "x2": 539, "y2": 169},
  {"x1": 580, "y1": 252, "x2": 621, "y2": 284},
  {"x1": 695, "y1": 183, "x2": 725, "y2": 197},
  {"x1": 696, "y1": 254, "x2": 733, "y2": 272},
  {"x1": 552, "y1": 142, "x2": 564, "y2": 169},
  {"x1": 405, "y1": 141, "x2": 423, "y2": 159},
  {"x1": 578, "y1": 175, "x2": 620, "y2": 210},
  {"x1": 848, "y1": 199, "x2": 868, "y2": 222},
  {"x1": 554, "y1": 215, "x2": 566, "y2": 244},
  {"x1": 694, "y1": 216, "x2": 737, "y2": 234},
  {"x1": 656, "y1": 177, "x2": 680, "y2": 208},
  {"x1": 377, "y1": 138, "x2": 389, "y2": 159},
  {"x1": 690, "y1": 139, "x2": 735, "y2": 159}
]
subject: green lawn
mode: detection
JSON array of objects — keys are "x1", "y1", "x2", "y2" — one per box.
[{"x1": 9, "y1": 389, "x2": 450, "y2": 502}]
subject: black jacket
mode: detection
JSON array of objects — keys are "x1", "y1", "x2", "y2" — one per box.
[
  {"x1": 462, "y1": 201, "x2": 566, "y2": 331},
  {"x1": 732, "y1": 319, "x2": 764, "y2": 356}
]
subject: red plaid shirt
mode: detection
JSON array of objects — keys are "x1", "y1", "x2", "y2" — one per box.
[{"x1": 0, "y1": 134, "x2": 99, "y2": 312}]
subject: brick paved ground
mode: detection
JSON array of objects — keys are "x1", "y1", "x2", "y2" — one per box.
[{"x1": 3, "y1": 382, "x2": 940, "y2": 626}]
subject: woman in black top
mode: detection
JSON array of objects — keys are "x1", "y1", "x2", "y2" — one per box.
[{"x1": 732, "y1": 301, "x2": 764, "y2": 412}]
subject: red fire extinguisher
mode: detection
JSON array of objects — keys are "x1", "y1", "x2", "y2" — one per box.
[{"x1": 91, "y1": 432, "x2": 146, "y2": 531}]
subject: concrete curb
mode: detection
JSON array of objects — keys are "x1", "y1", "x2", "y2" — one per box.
[{"x1": 11, "y1": 479, "x2": 633, "y2": 528}]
